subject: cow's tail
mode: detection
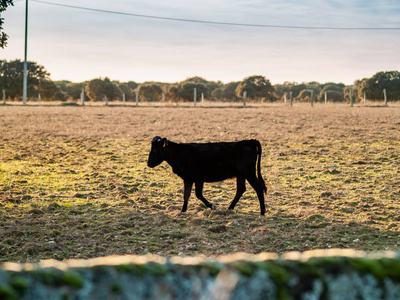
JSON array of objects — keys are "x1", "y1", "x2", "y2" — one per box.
[{"x1": 255, "y1": 140, "x2": 268, "y2": 195}]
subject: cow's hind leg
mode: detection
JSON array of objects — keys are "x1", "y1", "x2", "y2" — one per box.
[
  {"x1": 228, "y1": 177, "x2": 246, "y2": 211},
  {"x1": 195, "y1": 181, "x2": 214, "y2": 209},
  {"x1": 246, "y1": 175, "x2": 266, "y2": 215},
  {"x1": 181, "y1": 180, "x2": 193, "y2": 212}
]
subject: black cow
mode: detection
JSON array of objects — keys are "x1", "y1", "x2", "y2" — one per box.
[{"x1": 147, "y1": 136, "x2": 268, "y2": 215}]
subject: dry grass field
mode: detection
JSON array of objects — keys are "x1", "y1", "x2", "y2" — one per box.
[{"x1": 1, "y1": 103, "x2": 400, "y2": 262}]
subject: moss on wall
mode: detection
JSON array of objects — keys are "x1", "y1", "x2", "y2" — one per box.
[{"x1": 1, "y1": 249, "x2": 400, "y2": 299}]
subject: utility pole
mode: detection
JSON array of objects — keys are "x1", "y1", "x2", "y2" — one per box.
[{"x1": 22, "y1": 0, "x2": 28, "y2": 105}]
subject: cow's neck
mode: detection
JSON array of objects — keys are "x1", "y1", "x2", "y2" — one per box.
[{"x1": 164, "y1": 141, "x2": 178, "y2": 167}]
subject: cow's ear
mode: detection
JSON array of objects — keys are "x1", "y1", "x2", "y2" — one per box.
[{"x1": 162, "y1": 138, "x2": 168, "y2": 147}]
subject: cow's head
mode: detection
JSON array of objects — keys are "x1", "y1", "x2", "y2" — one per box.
[{"x1": 147, "y1": 136, "x2": 168, "y2": 168}]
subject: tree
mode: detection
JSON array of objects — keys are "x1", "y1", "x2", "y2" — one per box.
[
  {"x1": 105, "y1": 79, "x2": 122, "y2": 100},
  {"x1": 166, "y1": 85, "x2": 179, "y2": 102},
  {"x1": 117, "y1": 81, "x2": 138, "y2": 101},
  {"x1": 40, "y1": 80, "x2": 68, "y2": 101},
  {"x1": 205, "y1": 81, "x2": 222, "y2": 99},
  {"x1": 139, "y1": 84, "x2": 162, "y2": 102},
  {"x1": 317, "y1": 83, "x2": 345, "y2": 102},
  {"x1": 297, "y1": 89, "x2": 315, "y2": 102},
  {"x1": 236, "y1": 75, "x2": 274, "y2": 101},
  {"x1": 322, "y1": 90, "x2": 344, "y2": 102},
  {"x1": 178, "y1": 82, "x2": 207, "y2": 102},
  {"x1": 288, "y1": 83, "x2": 307, "y2": 98},
  {"x1": 222, "y1": 82, "x2": 240, "y2": 101},
  {"x1": 306, "y1": 81, "x2": 322, "y2": 95},
  {"x1": 86, "y1": 78, "x2": 105, "y2": 101},
  {"x1": 274, "y1": 82, "x2": 307, "y2": 101},
  {"x1": 118, "y1": 83, "x2": 134, "y2": 101},
  {"x1": 211, "y1": 88, "x2": 223, "y2": 101},
  {"x1": 181, "y1": 76, "x2": 208, "y2": 85},
  {"x1": 0, "y1": 59, "x2": 49, "y2": 100},
  {"x1": 0, "y1": 0, "x2": 13, "y2": 48},
  {"x1": 356, "y1": 71, "x2": 400, "y2": 101},
  {"x1": 85, "y1": 78, "x2": 122, "y2": 101},
  {"x1": 56, "y1": 80, "x2": 87, "y2": 100},
  {"x1": 343, "y1": 86, "x2": 358, "y2": 103},
  {"x1": 126, "y1": 81, "x2": 139, "y2": 91},
  {"x1": 178, "y1": 77, "x2": 222, "y2": 101}
]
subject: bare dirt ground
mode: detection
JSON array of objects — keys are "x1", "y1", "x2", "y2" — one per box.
[{"x1": 1, "y1": 103, "x2": 399, "y2": 262}]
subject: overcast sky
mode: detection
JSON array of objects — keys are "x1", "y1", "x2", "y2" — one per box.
[{"x1": 1, "y1": 0, "x2": 399, "y2": 84}]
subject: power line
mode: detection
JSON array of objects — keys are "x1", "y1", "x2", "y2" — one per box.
[{"x1": 31, "y1": 0, "x2": 400, "y2": 31}]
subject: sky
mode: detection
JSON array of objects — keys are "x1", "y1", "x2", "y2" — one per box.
[{"x1": 1, "y1": 0, "x2": 400, "y2": 85}]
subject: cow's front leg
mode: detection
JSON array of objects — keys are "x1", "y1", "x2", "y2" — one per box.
[
  {"x1": 181, "y1": 180, "x2": 193, "y2": 212},
  {"x1": 195, "y1": 181, "x2": 214, "y2": 209}
]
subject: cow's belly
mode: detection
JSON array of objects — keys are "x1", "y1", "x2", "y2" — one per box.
[
  {"x1": 195, "y1": 163, "x2": 236, "y2": 182},
  {"x1": 201, "y1": 172, "x2": 235, "y2": 182},
  {"x1": 172, "y1": 164, "x2": 236, "y2": 182}
]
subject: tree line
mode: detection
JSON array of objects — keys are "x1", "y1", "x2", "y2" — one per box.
[{"x1": 1, "y1": 59, "x2": 399, "y2": 103}]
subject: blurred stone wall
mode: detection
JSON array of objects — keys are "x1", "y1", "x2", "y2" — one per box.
[{"x1": 1, "y1": 249, "x2": 400, "y2": 300}]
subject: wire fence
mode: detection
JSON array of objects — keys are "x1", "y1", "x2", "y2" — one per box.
[
  {"x1": 364, "y1": 90, "x2": 400, "y2": 102},
  {"x1": 2, "y1": 88, "x2": 400, "y2": 107}
]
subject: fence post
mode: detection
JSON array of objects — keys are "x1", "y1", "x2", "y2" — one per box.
[
  {"x1": 325, "y1": 92, "x2": 327, "y2": 104},
  {"x1": 105, "y1": 95, "x2": 109, "y2": 106},
  {"x1": 81, "y1": 88, "x2": 85, "y2": 106},
  {"x1": 2, "y1": 89, "x2": 5, "y2": 105},
  {"x1": 384, "y1": 89, "x2": 387, "y2": 106},
  {"x1": 284, "y1": 93, "x2": 287, "y2": 104},
  {"x1": 123, "y1": 93, "x2": 125, "y2": 103},
  {"x1": 350, "y1": 90, "x2": 353, "y2": 107},
  {"x1": 311, "y1": 90, "x2": 314, "y2": 107},
  {"x1": 243, "y1": 91, "x2": 247, "y2": 106},
  {"x1": 202, "y1": 92, "x2": 204, "y2": 103},
  {"x1": 290, "y1": 91, "x2": 293, "y2": 107},
  {"x1": 363, "y1": 91, "x2": 366, "y2": 104},
  {"x1": 194, "y1": 88, "x2": 197, "y2": 107},
  {"x1": 162, "y1": 92, "x2": 165, "y2": 103},
  {"x1": 136, "y1": 90, "x2": 139, "y2": 106}
]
